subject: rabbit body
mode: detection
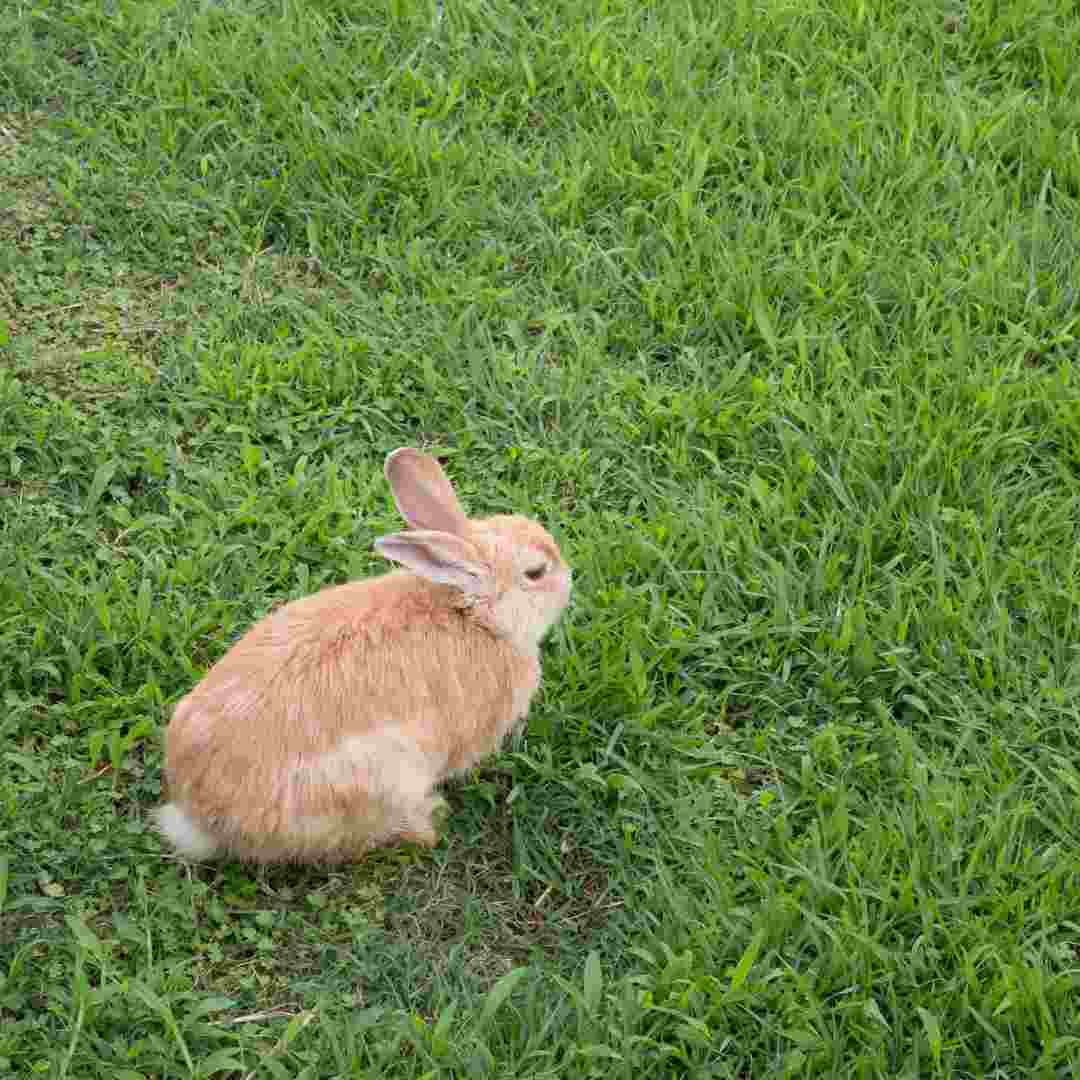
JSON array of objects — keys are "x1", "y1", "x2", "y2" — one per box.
[{"x1": 155, "y1": 450, "x2": 571, "y2": 864}]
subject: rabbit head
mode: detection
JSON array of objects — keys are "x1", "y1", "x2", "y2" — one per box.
[{"x1": 374, "y1": 448, "x2": 572, "y2": 655}]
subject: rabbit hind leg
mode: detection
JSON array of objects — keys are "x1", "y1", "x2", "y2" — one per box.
[{"x1": 306, "y1": 731, "x2": 445, "y2": 852}]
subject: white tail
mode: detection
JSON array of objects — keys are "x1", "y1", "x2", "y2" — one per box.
[{"x1": 153, "y1": 802, "x2": 221, "y2": 860}]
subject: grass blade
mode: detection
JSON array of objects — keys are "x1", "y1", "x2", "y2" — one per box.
[
  {"x1": 479, "y1": 967, "x2": 531, "y2": 1030},
  {"x1": 728, "y1": 929, "x2": 766, "y2": 996}
]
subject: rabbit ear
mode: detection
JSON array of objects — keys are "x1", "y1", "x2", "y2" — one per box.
[
  {"x1": 374, "y1": 530, "x2": 491, "y2": 594},
  {"x1": 384, "y1": 448, "x2": 469, "y2": 534}
]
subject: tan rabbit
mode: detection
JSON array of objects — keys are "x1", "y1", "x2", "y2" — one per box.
[{"x1": 153, "y1": 448, "x2": 572, "y2": 864}]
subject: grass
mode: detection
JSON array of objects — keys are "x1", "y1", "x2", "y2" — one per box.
[{"x1": 2, "y1": 0, "x2": 1080, "y2": 1074}]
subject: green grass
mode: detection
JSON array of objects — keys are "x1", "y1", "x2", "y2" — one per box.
[{"x1": 2, "y1": 0, "x2": 1080, "y2": 1074}]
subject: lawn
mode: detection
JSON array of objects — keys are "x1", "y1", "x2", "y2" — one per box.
[{"x1": 2, "y1": 0, "x2": 1080, "y2": 1075}]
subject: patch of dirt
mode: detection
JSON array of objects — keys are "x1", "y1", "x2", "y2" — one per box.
[
  {"x1": 233, "y1": 248, "x2": 350, "y2": 308},
  {"x1": 0, "y1": 112, "x2": 349, "y2": 402},
  {"x1": 382, "y1": 776, "x2": 622, "y2": 995},
  {"x1": 0, "y1": 112, "x2": 183, "y2": 397}
]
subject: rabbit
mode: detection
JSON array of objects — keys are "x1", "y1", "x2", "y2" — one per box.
[{"x1": 153, "y1": 447, "x2": 572, "y2": 864}]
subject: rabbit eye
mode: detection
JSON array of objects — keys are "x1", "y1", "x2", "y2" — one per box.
[{"x1": 524, "y1": 564, "x2": 547, "y2": 582}]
